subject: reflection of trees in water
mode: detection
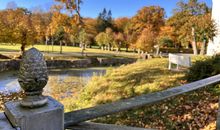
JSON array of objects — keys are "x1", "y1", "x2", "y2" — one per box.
[
  {"x1": 45, "y1": 68, "x2": 106, "y2": 100},
  {"x1": 47, "y1": 76, "x2": 85, "y2": 100}
]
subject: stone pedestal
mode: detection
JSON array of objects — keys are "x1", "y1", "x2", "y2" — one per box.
[
  {"x1": 4, "y1": 96, "x2": 64, "y2": 130},
  {"x1": 0, "y1": 113, "x2": 15, "y2": 130}
]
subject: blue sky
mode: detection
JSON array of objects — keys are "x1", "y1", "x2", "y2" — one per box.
[{"x1": 0, "y1": 0, "x2": 212, "y2": 18}]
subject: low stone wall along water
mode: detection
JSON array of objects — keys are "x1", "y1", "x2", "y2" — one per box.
[{"x1": 0, "y1": 58, "x2": 136, "y2": 72}]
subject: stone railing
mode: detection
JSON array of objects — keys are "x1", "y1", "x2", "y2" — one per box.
[{"x1": 1, "y1": 48, "x2": 220, "y2": 130}]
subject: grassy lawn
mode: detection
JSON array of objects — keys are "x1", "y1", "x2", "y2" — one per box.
[
  {"x1": 0, "y1": 44, "x2": 138, "y2": 59},
  {"x1": 61, "y1": 57, "x2": 218, "y2": 129},
  {"x1": 73, "y1": 58, "x2": 185, "y2": 108},
  {"x1": 0, "y1": 44, "x2": 92, "y2": 52}
]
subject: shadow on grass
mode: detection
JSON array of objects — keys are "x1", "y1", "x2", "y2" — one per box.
[{"x1": 0, "y1": 48, "x2": 19, "y2": 52}]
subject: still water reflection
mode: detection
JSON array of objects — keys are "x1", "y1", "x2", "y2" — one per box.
[{"x1": 0, "y1": 68, "x2": 106, "y2": 97}]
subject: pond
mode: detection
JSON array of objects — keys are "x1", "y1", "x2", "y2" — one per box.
[{"x1": 0, "y1": 67, "x2": 107, "y2": 98}]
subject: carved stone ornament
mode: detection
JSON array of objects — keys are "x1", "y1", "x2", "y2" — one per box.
[{"x1": 18, "y1": 47, "x2": 48, "y2": 108}]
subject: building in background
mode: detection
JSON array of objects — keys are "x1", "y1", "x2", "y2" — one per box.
[{"x1": 207, "y1": 0, "x2": 220, "y2": 55}]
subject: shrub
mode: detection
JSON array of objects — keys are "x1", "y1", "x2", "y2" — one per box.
[
  {"x1": 186, "y1": 55, "x2": 220, "y2": 82},
  {"x1": 160, "y1": 48, "x2": 193, "y2": 54}
]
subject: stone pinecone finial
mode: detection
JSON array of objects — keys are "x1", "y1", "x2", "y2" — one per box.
[{"x1": 18, "y1": 47, "x2": 48, "y2": 108}]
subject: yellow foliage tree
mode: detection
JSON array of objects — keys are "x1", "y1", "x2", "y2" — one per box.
[{"x1": 136, "y1": 27, "x2": 156, "y2": 53}]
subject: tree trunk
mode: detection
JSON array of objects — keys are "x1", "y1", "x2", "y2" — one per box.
[
  {"x1": 21, "y1": 44, "x2": 25, "y2": 54},
  {"x1": 20, "y1": 32, "x2": 27, "y2": 55},
  {"x1": 111, "y1": 46, "x2": 114, "y2": 51},
  {"x1": 45, "y1": 36, "x2": 47, "y2": 46},
  {"x1": 117, "y1": 47, "x2": 121, "y2": 52},
  {"x1": 200, "y1": 39, "x2": 206, "y2": 55},
  {"x1": 52, "y1": 37, "x2": 54, "y2": 52},
  {"x1": 45, "y1": 36, "x2": 48, "y2": 53},
  {"x1": 118, "y1": 42, "x2": 121, "y2": 52},
  {"x1": 138, "y1": 49, "x2": 141, "y2": 54},
  {"x1": 133, "y1": 48, "x2": 136, "y2": 53},
  {"x1": 192, "y1": 27, "x2": 198, "y2": 55},
  {"x1": 60, "y1": 41, "x2": 62, "y2": 54},
  {"x1": 156, "y1": 46, "x2": 160, "y2": 56},
  {"x1": 81, "y1": 43, "x2": 85, "y2": 56},
  {"x1": 108, "y1": 44, "x2": 110, "y2": 51},
  {"x1": 126, "y1": 44, "x2": 128, "y2": 52}
]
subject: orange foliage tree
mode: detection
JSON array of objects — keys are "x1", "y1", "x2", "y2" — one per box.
[{"x1": 136, "y1": 27, "x2": 156, "y2": 53}]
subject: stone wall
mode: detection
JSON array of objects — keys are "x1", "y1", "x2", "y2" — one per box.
[
  {"x1": 97, "y1": 58, "x2": 136, "y2": 66},
  {"x1": 0, "y1": 58, "x2": 136, "y2": 72},
  {"x1": 0, "y1": 54, "x2": 11, "y2": 59},
  {"x1": 0, "y1": 60, "x2": 20, "y2": 72}
]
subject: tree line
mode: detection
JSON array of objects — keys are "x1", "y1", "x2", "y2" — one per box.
[{"x1": 0, "y1": 0, "x2": 216, "y2": 55}]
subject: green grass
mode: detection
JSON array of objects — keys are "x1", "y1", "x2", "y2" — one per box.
[
  {"x1": 0, "y1": 44, "x2": 138, "y2": 59},
  {"x1": 0, "y1": 44, "x2": 90, "y2": 52}
]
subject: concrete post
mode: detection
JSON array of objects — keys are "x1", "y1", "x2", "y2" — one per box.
[
  {"x1": 4, "y1": 97, "x2": 64, "y2": 130},
  {"x1": 3, "y1": 48, "x2": 64, "y2": 130}
]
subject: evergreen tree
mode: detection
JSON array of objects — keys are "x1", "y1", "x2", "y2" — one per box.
[{"x1": 96, "y1": 8, "x2": 113, "y2": 32}]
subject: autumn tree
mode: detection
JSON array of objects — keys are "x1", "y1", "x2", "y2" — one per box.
[
  {"x1": 95, "y1": 28, "x2": 114, "y2": 51},
  {"x1": 78, "y1": 28, "x2": 91, "y2": 55},
  {"x1": 114, "y1": 17, "x2": 129, "y2": 32},
  {"x1": 130, "y1": 6, "x2": 165, "y2": 35},
  {"x1": 95, "y1": 32, "x2": 106, "y2": 50},
  {"x1": 105, "y1": 28, "x2": 114, "y2": 51},
  {"x1": 123, "y1": 21, "x2": 138, "y2": 52},
  {"x1": 155, "y1": 26, "x2": 175, "y2": 54},
  {"x1": 32, "y1": 12, "x2": 52, "y2": 44},
  {"x1": 0, "y1": 10, "x2": 16, "y2": 44},
  {"x1": 0, "y1": 8, "x2": 36, "y2": 53},
  {"x1": 167, "y1": 0, "x2": 215, "y2": 55},
  {"x1": 127, "y1": 6, "x2": 165, "y2": 52},
  {"x1": 113, "y1": 32, "x2": 125, "y2": 52},
  {"x1": 136, "y1": 27, "x2": 156, "y2": 53},
  {"x1": 54, "y1": 26, "x2": 65, "y2": 54},
  {"x1": 83, "y1": 18, "x2": 98, "y2": 47},
  {"x1": 192, "y1": 14, "x2": 216, "y2": 55},
  {"x1": 16, "y1": 8, "x2": 35, "y2": 53},
  {"x1": 114, "y1": 17, "x2": 130, "y2": 51},
  {"x1": 53, "y1": 0, "x2": 83, "y2": 53},
  {"x1": 69, "y1": 24, "x2": 80, "y2": 46},
  {"x1": 157, "y1": 26, "x2": 175, "y2": 47}
]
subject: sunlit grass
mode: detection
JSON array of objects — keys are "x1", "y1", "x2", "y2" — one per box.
[
  {"x1": 0, "y1": 44, "x2": 103, "y2": 52},
  {"x1": 67, "y1": 58, "x2": 186, "y2": 110},
  {"x1": 61, "y1": 57, "x2": 219, "y2": 129},
  {"x1": 0, "y1": 44, "x2": 138, "y2": 58}
]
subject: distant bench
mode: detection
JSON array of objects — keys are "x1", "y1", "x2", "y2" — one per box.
[{"x1": 168, "y1": 53, "x2": 191, "y2": 70}]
